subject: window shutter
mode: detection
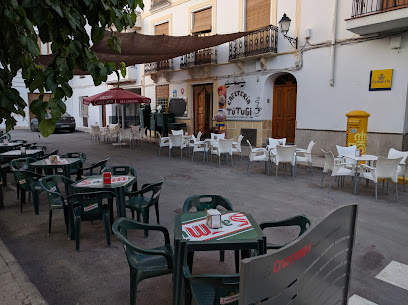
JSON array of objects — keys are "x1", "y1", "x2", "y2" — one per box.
[
  {"x1": 155, "y1": 22, "x2": 169, "y2": 36},
  {"x1": 192, "y1": 7, "x2": 212, "y2": 33},
  {"x1": 246, "y1": 0, "x2": 271, "y2": 31},
  {"x1": 156, "y1": 84, "x2": 169, "y2": 111}
]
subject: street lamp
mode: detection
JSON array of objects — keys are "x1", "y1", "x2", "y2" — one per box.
[{"x1": 279, "y1": 13, "x2": 298, "y2": 49}]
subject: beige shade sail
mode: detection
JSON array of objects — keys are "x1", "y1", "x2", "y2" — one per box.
[{"x1": 36, "y1": 30, "x2": 251, "y2": 74}]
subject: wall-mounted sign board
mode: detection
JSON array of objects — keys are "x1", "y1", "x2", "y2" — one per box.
[{"x1": 369, "y1": 69, "x2": 393, "y2": 91}]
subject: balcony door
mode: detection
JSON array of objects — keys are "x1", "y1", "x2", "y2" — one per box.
[
  {"x1": 382, "y1": 0, "x2": 408, "y2": 10},
  {"x1": 272, "y1": 74, "x2": 297, "y2": 143},
  {"x1": 245, "y1": 0, "x2": 271, "y2": 54},
  {"x1": 193, "y1": 84, "x2": 213, "y2": 135}
]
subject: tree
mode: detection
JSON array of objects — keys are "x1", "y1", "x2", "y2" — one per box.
[{"x1": 0, "y1": 0, "x2": 142, "y2": 136}]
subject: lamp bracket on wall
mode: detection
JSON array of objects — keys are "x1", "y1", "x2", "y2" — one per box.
[{"x1": 225, "y1": 75, "x2": 246, "y2": 88}]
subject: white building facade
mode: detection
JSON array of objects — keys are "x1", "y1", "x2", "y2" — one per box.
[{"x1": 3, "y1": 0, "x2": 408, "y2": 156}]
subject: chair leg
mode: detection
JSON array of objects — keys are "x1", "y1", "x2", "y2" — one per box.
[
  {"x1": 218, "y1": 155, "x2": 221, "y2": 168},
  {"x1": 155, "y1": 203, "x2": 160, "y2": 224},
  {"x1": 169, "y1": 148, "x2": 171, "y2": 159},
  {"x1": 192, "y1": 150, "x2": 194, "y2": 162},
  {"x1": 403, "y1": 175, "x2": 406, "y2": 192},
  {"x1": 49, "y1": 210, "x2": 53, "y2": 234},
  {"x1": 396, "y1": 181, "x2": 398, "y2": 202},
  {"x1": 129, "y1": 270, "x2": 138, "y2": 305},
  {"x1": 220, "y1": 251, "x2": 225, "y2": 262},
  {"x1": 142, "y1": 209, "x2": 150, "y2": 238},
  {"x1": 328, "y1": 175, "x2": 333, "y2": 193},
  {"x1": 102, "y1": 212, "x2": 111, "y2": 248},
  {"x1": 247, "y1": 161, "x2": 251, "y2": 172},
  {"x1": 159, "y1": 146, "x2": 161, "y2": 156},
  {"x1": 231, "y1": 154, "x2": 233, "y2": 167},
  {"x1": 275, "y1": 164, "x2": 278, "y2": 180},
  {"x1": 320, "y1": 173, "x2": 325, "y2": 188},
  {"x1": 74, "y1": 217, "x2": 81, "y2": 251},
  {"x1": 234, "y1": 250, "x2": 240, "y2": 273},
  {"x1": 33, "y1": 191, "x2": 40, "y2": 215},
  {"x1": 375, "y1": 183, "x2": 378, "y2": 200},
  {"x1": 20, "y1": 190, "x2": 25, "y2": 213}
]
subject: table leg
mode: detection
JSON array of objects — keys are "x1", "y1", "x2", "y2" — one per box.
[
  {"x1": 173, "y1": 239, "x2": 186, "y2": 305},
  {"x1": 116, "y1": 187, "x2": 126, "y2": 218},
  {"x1": 353, "y1": 160, "x2": 359, "y2": 195}
]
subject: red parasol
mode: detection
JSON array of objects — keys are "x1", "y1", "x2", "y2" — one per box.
[{"x1": 83, "y1": 88, "x2": 151, "y2": 106}]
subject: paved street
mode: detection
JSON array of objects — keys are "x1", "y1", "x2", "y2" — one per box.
[{"x1": 0, "y1": 129, "x2": 407, "y2": 305}]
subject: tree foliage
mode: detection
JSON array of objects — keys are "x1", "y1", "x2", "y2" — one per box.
[{"x1": 0, "y1": 0, "x2": 142, "y2": 136}]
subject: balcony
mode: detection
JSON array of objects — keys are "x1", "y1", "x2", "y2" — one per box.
[
  {"x1": 144, "y1": 59, "x2": 174, "y2": 74},
  {"x1": 150, "y1": 0, "x2": 171, "y2": 11},
  {"x1": 180, "y1": 47, "x2": 217, "y2": 69},
  {"x1": 346, "y1": 0, "x2": 408, "y2": 35},
  {"x1": 229, "y1": 25, "x2": 278, "y2": 62}
]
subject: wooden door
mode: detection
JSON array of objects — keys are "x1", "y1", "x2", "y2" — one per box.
[
  {"x1": 27, "y1": 93, "x2": 53, "y2": 121},
  {"x1": 193, "y1": 84, "x2": 213, "y2": 134},
  {"x1": 101, "y1": 105, "x2": 106, "y2": 127},
  {"x1": 272, "y1": 74, "x2": 297, "y2": 143}
]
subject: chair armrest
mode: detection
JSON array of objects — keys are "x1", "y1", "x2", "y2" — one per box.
[
  {"x1": 125, "y1": 183, "x2": 152, "y2": 197},
  {"x1": 113, "y1": 221, "x2": 173, "y2": 267},
  {"x1": 361, "y1": 164, "x2": 375, "y2": 171}
]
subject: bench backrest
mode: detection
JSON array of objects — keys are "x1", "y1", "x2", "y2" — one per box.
[{"x1": 239, "y1": 204, "x2": 358, "y2": 305}]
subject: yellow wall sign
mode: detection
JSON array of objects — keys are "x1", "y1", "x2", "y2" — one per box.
[{"x1": 369, "y1": 69, "x2": 393, "y2": 91}]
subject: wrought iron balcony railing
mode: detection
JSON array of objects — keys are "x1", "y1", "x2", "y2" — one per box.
[
  {"x1": 151, "y1": 0, "x2": 170, "y2": 10},
  {"x1": 144, "y1": 59, "x2": 174, "y2": 74},
  {"x1": 352, "y1": 0, "x2": 408, "y2": 17},
  {"x1": 180, "y1": 46, "x2": 217, "y2": 69},
  {"x1": 229, "y1": 25, "x2": 278, "y2": 61}
]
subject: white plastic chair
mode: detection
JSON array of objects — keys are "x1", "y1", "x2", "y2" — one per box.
[
  {"x1": 358, "y1": 156, "x2": 403, "y2": 201},
  {"x1": 109, "y1": 124, "x2": 120, "y2": 144},
  {"x1": 247, "y1": 140, "x2": 269, "y2": 174},
  {"x1": 169, "y1": 134, "x2": 186, "y2": 159},
  {"x1": 271, "y1": 145, "x2": 297, "y2": 179},
  {"x1": 156, "y1": 132, "x2": 169, "y2": 156},
  {"x1": 90, "y1": 125, "x2": 102, "y2": 143},
  {"x1": 296, "y1": 140, "x2": 316, "y2": 174},
  {"x1": 196, "y1": 131, "x2": 202, "y2": 141},
  {"x1": 231, "y1": 134, "x2": 244, "y2": 160},
  {"x1": 119, "y1": 129, "x2": 133, "y2": 148},
  {"x1": 189, "y1": 132, "x2": 202, "y2": 154},
  {"x1": 191, "y1": 135, "x2": 208, "y2": 162},
  {"x1": 211, "y1": 139, "x2": 233, "y2": 167},
  {"x1": 268, "y1": 137, "x2": 286, "y2": 148},
  {"x1": 336, "y1": 145, "x2": 357, "y2": 168},
  {"x1": 320, "y1": 149, "x2": 354, "y2": 192},
  {"x1": 211, "y1": 133, "x2": 225, "y2": 141},
  {"x1": 387, "y1": 148, "x2": 408, "y2": 192},
  {"x1": 171, "y1": 130, "x2": 183, "y2": 135}
]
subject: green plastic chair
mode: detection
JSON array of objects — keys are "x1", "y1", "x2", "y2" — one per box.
[
  {"x1": 9, "y1": 157, "x2": 38, "y2": 200},
  {"x1": 182, "y1": 265, "x2": 240, "y2": 305},
  {"x1": 39, "y1": 175, "x2": 75, "y2": 234},
  {"x1": 125, "y1": 180, "x2": 164, "y2": 237},
  {"x1": 67, "y1": 191, "x2": 114, "y2": 251},
  {"x1": 76, "y1": 158, "x2": 109, "y2": 181},
  {"x1": 103, "y1": 165, "x2": 137, "y2": 191},
  {"x1": 60, "y1": 152, "x2": 87, "y2": 177},
  {"x1": 12, "y1": 169, "x2": 44, "y2": 214},
  {"x1": 112, "y1": 217, "x2": 173, "y2": 305},
  {"x1": 259, "y1": 215, "x2": 312, "y2": 250}
]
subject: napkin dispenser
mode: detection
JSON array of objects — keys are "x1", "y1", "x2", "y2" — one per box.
[
  {"x1": 206, "y1": 209, "x2": 221, "y2": 229},
  {"x1": 49, "y1": 155, "x2": 60, "y2": 163}
]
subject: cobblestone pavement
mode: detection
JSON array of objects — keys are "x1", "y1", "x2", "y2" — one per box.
[{"x1": 0, "y1": 129, "x2": 407, "y2": 305}]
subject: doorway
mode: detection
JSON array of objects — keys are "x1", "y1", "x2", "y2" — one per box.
[
  {"x1": 193, "y1": 84, "x2": 213, "y2": 135},
  {"x1": 272, "y1": 74, "x2": 297, "y2": 143}
]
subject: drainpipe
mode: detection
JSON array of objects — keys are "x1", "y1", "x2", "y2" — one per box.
[{"x1": 329, "y1": 0, "x2": 338, "y2": 86}]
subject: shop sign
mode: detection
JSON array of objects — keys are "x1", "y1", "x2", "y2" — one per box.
[
  {"x1": 225, "y1": 90, "x2": 262, "y2": 120},
  {"x1": 369, "y1": 69, "x2": 393, "y2": 91}
]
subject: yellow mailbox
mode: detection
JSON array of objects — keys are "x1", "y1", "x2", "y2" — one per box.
[{"x1": 346, "y1": 110, "x2": 370, "y2": 154}]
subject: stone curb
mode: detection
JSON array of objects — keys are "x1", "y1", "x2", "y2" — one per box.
[{"x1": 0, "y1": 237, "x2": 48, "y2": 305}]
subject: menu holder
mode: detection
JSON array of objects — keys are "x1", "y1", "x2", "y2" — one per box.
[{"x1": 206, "y1": 209, "x2": 221, "y2": 229}]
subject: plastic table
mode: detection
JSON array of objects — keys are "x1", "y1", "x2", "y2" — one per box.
[
  {"x1": 30, "y1": 157, "x2": 81, "y2": 178},
  {"x1": 72, "y1": 174, "x2": 137, "y2": 218},
  {"x1": 173, "y1": 211, "x2": 266, "y2": 305}
]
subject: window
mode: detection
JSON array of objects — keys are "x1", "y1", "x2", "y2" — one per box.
[
  {"x1": 155, "y1": 22, "x2": 169, "y2": 36},
  {"x1": 246, "y1": 0, "x2": 270, "y2": 31},
  {"x1": 156, "y1": 84, "x2": 169, "y2": 112},
  {"x1": 192, "y1": 7, "x2": 212, "y2": 34},
  {"x1": 79, "y1": 96, "x2": 88, "y2": 117}
]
